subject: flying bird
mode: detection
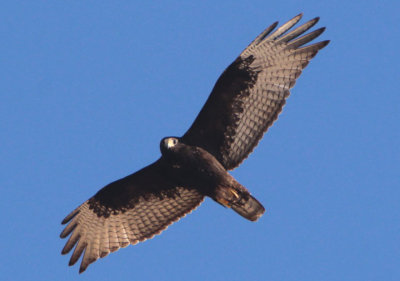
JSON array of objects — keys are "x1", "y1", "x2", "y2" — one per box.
[{"x1": 60, "y1": 14, "x2": 329, "y2": 273}]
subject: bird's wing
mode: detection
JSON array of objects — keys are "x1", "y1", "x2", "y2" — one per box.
[
  {"x1": 60, "y1": 159, "x2": 204, "y2": 273},
  {"x1": 182, "y1": 14, "x2": 329, "y2": 170}
]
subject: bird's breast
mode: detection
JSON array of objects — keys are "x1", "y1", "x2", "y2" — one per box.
[{"x1": 165, "y1": 143, "x2": 229, "y2": 192}]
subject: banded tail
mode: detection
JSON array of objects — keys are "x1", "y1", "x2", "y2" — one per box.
[
  {"x1": 214, "y1": 186, "x2": 265, "y2": 221},
  {"x1": 231, "y1": 194, "x2": 265, "y2": 221}
]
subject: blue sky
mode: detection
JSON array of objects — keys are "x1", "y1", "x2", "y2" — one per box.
[{"x1": 1, "y1": 1, "x2": 399, "y2": 280}]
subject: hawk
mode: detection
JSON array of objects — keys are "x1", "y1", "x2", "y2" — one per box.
[{"x1": 60, "y1": 14, "x2": 329, "y2": 273}]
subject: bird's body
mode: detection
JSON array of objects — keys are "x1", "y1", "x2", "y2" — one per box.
[
  {"x1": 60, "y1": 14, "x2": 329, "y2": 273},
  {"x1": 160, "y1": 137, "x2": 265, "y2": 221}
]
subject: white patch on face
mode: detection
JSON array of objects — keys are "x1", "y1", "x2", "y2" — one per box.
[{"x1": 166, "y1": 138, "x2": 178, "y2": 149}]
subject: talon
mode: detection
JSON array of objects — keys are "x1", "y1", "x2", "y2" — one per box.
[
  {"x1": 229, "y1": 189, "x2": 239, "y2": 199},
  {"x1": 217, "y1": 198, "x2": 230, "y2": 208}
]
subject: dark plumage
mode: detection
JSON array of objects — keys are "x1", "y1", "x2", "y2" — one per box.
[{"x1": 60, "y1": 14, "x2": 329, "y2": 273}]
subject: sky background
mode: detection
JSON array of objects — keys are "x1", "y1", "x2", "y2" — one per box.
[{"x1": 1, "y1": 1, "x2": 399, "y2": 280}]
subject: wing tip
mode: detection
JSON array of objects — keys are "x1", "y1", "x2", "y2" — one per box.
[
  {"x1": 68, "y1": 240, "x2": 88, "y2": 267},
  {"x1": 61, "y1": 208, "x2": 80, "y2": 225},
  {"x1": 313, "y1": 39, "x2": 331, "y2": 52},
  {"x1": 308, "y1": 16, "x2": 320, "y2": 28},
  {"x1": 79, "y1": 257, "x2": 96, "y2": 274},
  {"x1": 61, "y1": 247, "x2": 69, "y2": 255},
  {"x1": 317, "y1": 26, "x2": 326, "y2": 34},
  {"x1": 321, "y1": 39, "x2": 330, "y2": 48},
  {"x1": 295, "y1": 12, "x2": 304, "y2": 19}
]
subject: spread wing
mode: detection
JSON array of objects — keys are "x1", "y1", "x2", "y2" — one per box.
[
  {"x1": 60, "y1": 159, "x2": 204, "y2": 273},
  {"x1": 182, "y1": 14, "x2": 329, "y2": 170}
]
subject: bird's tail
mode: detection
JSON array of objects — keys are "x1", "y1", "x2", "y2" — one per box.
[
  {"x1": 231, "y1": 194, "x2": 265, "y2": 221},
  {"x1": 214, "y1": 186, "x2": 265, "y2": 221}
]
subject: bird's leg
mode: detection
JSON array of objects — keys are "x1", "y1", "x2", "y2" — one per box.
[
  {"x1": 213, "y1": 186, "x2": 245, "y2": 208},
  {"x1": 213, "y1": 184, "x2": 264, "y2": 221},
  {"x1": 229, "y1": 188, "x2": 240, "y2": 199},
  {"x1": 216, "y1": 197, "x2": 230, "y2": 207}
]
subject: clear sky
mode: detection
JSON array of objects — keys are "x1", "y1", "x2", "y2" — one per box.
[{"x1": 1, "y1": 1, "x2": 399, "y2": 281}]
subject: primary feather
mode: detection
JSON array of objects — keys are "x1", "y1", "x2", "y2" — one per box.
[{"x1": 183, "y1": 14, "x2": 329, "y2": 170}]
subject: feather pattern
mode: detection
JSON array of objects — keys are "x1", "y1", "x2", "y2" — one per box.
[
  {"x1": 182, "y1": 14, "x2": 329, "y2": 170},
  {"x1": 61, "y1": 14, "x2": 329, "y2": 273},
  {"x1": 60, "y1": 160, "x2": 204, "y2": 273}
]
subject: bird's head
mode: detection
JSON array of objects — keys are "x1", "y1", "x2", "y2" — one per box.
[{"x1": 160, "y1": 137, "x2": 180, "y2": 155}]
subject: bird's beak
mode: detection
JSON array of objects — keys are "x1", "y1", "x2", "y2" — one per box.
[{"x1": 167, "y1": 138, "x2": 176, "y2": 149}]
